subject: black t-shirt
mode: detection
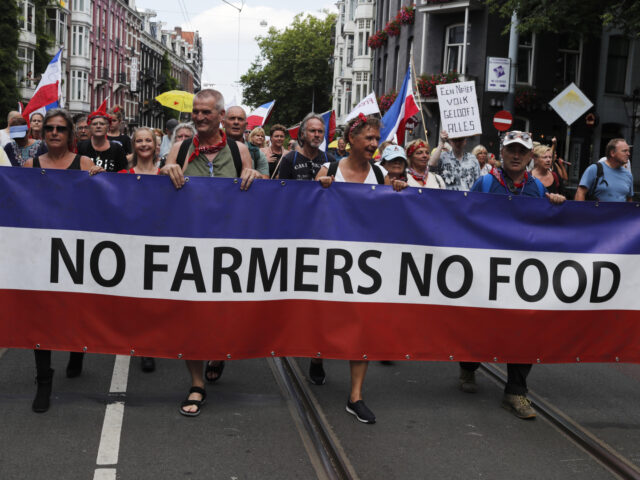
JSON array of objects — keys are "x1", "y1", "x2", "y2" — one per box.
[
  {"x1": 77, "y1": 139, "x2": 127, "y2": 172},
  {"x1": 278, "y1": 150, "x2": 336, "y2": 180},
  {"x1": 107, "y1": 133, "x2": 132, "y2": 155}
]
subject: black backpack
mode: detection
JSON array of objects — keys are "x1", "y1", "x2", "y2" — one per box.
[
  {"x1": 176, "y1": 138, "x2": 242, "y2": 177},
  {"x1": 585, "y1": 162, "x2": 606, "y2": 201},
  {"x1": 326, "y1": 160, "x2": 385, "y2": 185}
]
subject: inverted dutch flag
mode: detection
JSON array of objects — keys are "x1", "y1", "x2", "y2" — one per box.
[
  {"x1": 247, "y1": 100, "x2": 275, "y2": 130},
  {"x1": 380, "y1": 65, "x2": 420, "y2": 145},
  {"x1": 319, "y1": 110, "x2": 336, "y2": 152},
  {"x1": 22, "y1": 49, "x2": 63, "y2": 121}
]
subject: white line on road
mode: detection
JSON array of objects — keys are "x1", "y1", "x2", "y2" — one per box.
[
  {"x1": 93, "y1": 468, "x2": 116, "y2": 480},
  {"x1": 93, "y1": 355, "x2": 130, "y2": 477}
]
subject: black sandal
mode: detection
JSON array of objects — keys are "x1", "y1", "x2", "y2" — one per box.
[
  {"x1": 204, "y1": 361, "x2": 225, "y2": 383},
  {"x1": 179, "y1": 386, "x2": 207, "y2": 417}
]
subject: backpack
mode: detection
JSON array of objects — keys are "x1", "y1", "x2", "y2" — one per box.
[
  {"x1": 327, "y1": 160, "x2": 385, "y2": 185},
  {"x1": 479, "y1": 172, "x2": 546, "y2": 197},
  {"x1": 585, "y1": 162, "x2": 605, "y2": 201},
  {"x1": 176, "y1": 138, "x2": 242, "y2": 177}
]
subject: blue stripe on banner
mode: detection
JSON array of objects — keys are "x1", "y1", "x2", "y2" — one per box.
[{"x1": 0, "y1": 167, "x2": 639, "y2": 255}]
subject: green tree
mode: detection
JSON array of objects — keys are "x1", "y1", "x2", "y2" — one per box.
[
  {"x1": 486, "y1": 0, "x2": 640, "y2": 37},
  {"x1": 240, "y1": 12, "x2": 336, "y2": 127},
  {"x1": 158, "y1": 52, "x2": 179, "y2": 121},
  {"x1": 0, "y1": 1, "x2": 20, "y2": 122},
  {"x1": 34, "y1": 0, "x2": 54, "y2": 75}
]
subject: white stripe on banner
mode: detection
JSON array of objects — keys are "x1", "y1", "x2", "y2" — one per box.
[{"x1": 0, "y1": 227, "x2": 635, "y2": 311}]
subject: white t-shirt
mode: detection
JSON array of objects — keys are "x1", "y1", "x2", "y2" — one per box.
[{"x1": 323, "y1": 162, "x2": 380, "y2": 184}]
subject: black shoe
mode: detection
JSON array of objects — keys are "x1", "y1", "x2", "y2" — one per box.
[
  {"x1": 309, "y1": 360, "x2": 325, "y2": 385},
  {"x1": 346, "y1": 399, "x2": 376, "y2": 424},
  {"x1": 379, "y1": 360, "x2": 394, "y2": 366},
  {"x1": 141, "y1": 357, "x2": 156, "y2": 373},
  {"x1": 66, "y1": 352, "x2": 84, "y2": 378},
  {"x1": 32, "y1": 368, "x2": 54, "y2": 413}
]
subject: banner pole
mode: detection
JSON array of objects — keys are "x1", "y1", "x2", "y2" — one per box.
[{"x1": 410, "y1": 49, "x2": 428, "y2": 140}]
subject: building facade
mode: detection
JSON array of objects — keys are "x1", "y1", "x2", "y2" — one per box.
[
  {"x1": 15, "y1": 0, "x2": 203, "y2": 131},
  {"x1": 372, "y1": 0, "x2": 640, "y2": 189},
  {"x1": 332, "y1": 0, "x2": 376, "y2": 124}
]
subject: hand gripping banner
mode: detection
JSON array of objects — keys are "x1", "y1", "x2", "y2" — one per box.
[{"x1": 1, "y1": 168, "x2": 639, "y2": 363}]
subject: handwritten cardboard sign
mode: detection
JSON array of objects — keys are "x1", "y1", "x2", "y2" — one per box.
[{"x1": 436, "y1": 81, "x2": 482, "y2": 138}]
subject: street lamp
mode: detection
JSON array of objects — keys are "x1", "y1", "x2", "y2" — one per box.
[
  {"x1": 622, "y1": 87, "x2": 640, "y2": 158},
  {"x1": 221, "y1": 1, "x2": 245, "y2": 98}
]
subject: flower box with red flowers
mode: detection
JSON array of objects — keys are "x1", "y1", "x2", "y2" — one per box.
[{"x1": 416, "y1": 71, "x2": 460, "y2": 98}]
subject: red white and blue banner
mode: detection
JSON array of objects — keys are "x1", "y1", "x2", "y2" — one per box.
[
  {"x1": 1, "y1": 168, "x2": 639, "y2": 363},
  {"x1": 22, "y1": 49, "x2": 63, "y2": 121}
]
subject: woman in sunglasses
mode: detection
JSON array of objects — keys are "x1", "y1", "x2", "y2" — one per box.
[{"x1": 23, "y1": 108, "x2": 102, "y2": 413}]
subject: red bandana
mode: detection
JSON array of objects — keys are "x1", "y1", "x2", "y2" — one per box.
[
  {"x1": 187, "y1": 130, "x2": 228, "y2": 164},
  {"x1": 490, "y1": 167, "x2": 528, "y2": 193},
  {"x1": 407, "y1": 142, "x2": 426, "y2": 158},
  {"x1": 408, "y1": 167, "x2": 428, "y2": 184}
]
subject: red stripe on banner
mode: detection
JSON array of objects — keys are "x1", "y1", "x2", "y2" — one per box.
[
  {"x1": 22, "y1": 82, "x2": 59, "y2": 120},
  {"x1": 1, "y1": 290, "x2": 639, "y2": 363}
]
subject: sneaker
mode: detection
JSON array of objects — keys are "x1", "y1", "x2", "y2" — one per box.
[
  {"x1": 308, "y1": 360, "x2": 325, "y2": 385},
  {"x1": 346, "y1": 399, "x2": 376, "y2": 424},
  {"x1": 502, "y1": 394, "x2": 537, "y2": 419},
  {"x1": 459, "y1": 367, "x2": 478, "y2": 393}
]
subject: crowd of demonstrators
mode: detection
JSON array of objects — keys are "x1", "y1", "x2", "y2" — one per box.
[
  {"x1": 1, "y1": 91, "x2": 635, "y2": 421},
  {"x1": 261, "y1": 124, "x2": 290, "y2": 177}
]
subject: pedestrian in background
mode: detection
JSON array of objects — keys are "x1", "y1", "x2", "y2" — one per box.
[
  {"x1": 575, "y1": 138, "x2": 633, "y2": 202},
  {"x1": 429, "y1": 131, "x2": 480, "y2": 191}
]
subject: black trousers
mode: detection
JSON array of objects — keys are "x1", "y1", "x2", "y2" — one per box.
[
  {"x1": 34, "y1": 349, "x2": 84, "y2": 376},
  {"x1": 460, "y1": 362, "x2": 532, "y2": 396}
]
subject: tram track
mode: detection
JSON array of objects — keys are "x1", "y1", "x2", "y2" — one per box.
[
  {"x1": 269, "y1": 357, "x2": 357, "y2": 480},
  {"x1": 481, "y1": 363, "x2": 640, "y2": 480}
]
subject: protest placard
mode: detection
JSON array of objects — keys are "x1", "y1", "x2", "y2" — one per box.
[{"x1": 436, "y1": 80, "x2": 482, "y2": 138}]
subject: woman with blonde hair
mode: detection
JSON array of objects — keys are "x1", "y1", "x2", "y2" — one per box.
[
  {"x1": 405, "y1": 139, "x2": 445, "y2": 189},
  {"x1": 246, "y1": 126, "x2": 269, "y2": 177},
  {"x1": 531, "y1": 144, "x2": 563, "y2": 194},
  {"x1": 120, "y1": 127, "x2": 160, "y2": 175},
  {"x1": 471, "y1": 144, "x2": 493, "y2": 175}
]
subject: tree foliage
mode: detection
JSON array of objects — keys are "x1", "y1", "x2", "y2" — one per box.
[
  {"x1": 485, "y1": 0, "x2": 640, "y2": 37},
  {"x1": 240, "y1": 12, "x2": 336, "y2": 127},
  {"x1": 158, "y1": 52, "x2": 179, "y2": 121},
  {"x1": 34, "y1": 0, "x2": 54, "y2": 76},
  {"x1": 0, "y1": 1, "x2": 20, "y2": 121}
]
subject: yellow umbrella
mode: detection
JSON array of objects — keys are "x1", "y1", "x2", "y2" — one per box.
[
  {"x1": 155, "y1": 90, "x2": 194, "y2": 113},
  {"x1": 328, "y1": 139, "x2": 339, "y2": 149}
]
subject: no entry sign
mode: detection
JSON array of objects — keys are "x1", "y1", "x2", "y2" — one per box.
[{"x1": 493, "y1": 110, "x2": 513, "y2": 131}]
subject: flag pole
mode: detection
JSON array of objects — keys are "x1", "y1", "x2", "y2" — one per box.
[{"x1": 410, "y1": 49, "x2": 428, "y2": 140}]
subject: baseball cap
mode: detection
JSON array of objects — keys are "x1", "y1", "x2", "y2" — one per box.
[
  {"x1": 9, "y1": 125, "x2": 28, "y2": 139},
  {"x1": 502, "y1": 130, "x2": 533, "y2": 150},
  {"x1": 380, "y1": 144, "x2": 407, "y2": 164},
  {"x1": 165, "y1": 118, "x2": 179, "y2": 132}
]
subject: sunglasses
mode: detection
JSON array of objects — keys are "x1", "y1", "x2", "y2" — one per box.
[
  {"x1": 44, "y1": 125, "x2": 68, "y2": 133},
  {"x1": 505, "y1": 131, "x2": 531, "y2": 141}
]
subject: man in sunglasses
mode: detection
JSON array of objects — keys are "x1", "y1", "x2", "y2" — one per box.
[
  {"x1": 77, "y1": 107, "x2": 127, "y2": 172},
  {"x1": 457, "y1": 130, "x2": 565, "y2": 419},
  {"x1": 575, "y1": 138, "x2": 633, "y2": 202},
  {"x1": 429, "y1": 130, "x2": 480, "y2": 191}
]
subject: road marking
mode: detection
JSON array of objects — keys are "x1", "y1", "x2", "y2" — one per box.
[
  {"x1": 0, "y1": 348, "x2": 7, "y2": 360},
  {"x1": 93, "y1": 468, "x2": 116, "y2": 480},
  {"x1": 93, "y1": 355, "x2": 130, "y2": 477}
]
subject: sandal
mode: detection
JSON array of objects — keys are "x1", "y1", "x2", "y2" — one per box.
[
  {"x1": 179, "y1": 386, "x2": 207, "y2": 417},
  {"x1": 204, "y1": 361, "x2": 225, "y2": 383}
]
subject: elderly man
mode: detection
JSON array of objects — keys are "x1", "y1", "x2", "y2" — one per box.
[
  {"x1": 76, "y1": 106, "x2": 127, "y2": 172},
  {"x1": 223, "y1": 106, "x2": 268, "y2": 177},
  {"x1": 160, "y1": 89, "x2": 261, "y2": 417},
  {"x1": 277, "y1": 113, "x2": 335, "y2": 180},
  {"x1": 429, "y1": 130, "x2": 480, "y2": 191},
  {"x1": 463, "y1": 130, "x2": 565, "y2": 419},
  {"x1": 73, "y1": 114, "x2": 90, "y2": 142},
  {"x1": 575, "y1": 138, "x2": 633, "y2": 202}
]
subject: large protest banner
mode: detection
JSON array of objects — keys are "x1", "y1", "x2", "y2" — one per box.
[{"x1": 0, "y1": 168, "x2": 639, "y2": 363}]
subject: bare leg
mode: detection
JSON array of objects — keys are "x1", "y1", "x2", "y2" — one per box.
[
  {"x1": 349, "y1": 360, "x2": 368, "y2": 403},
  {"x1": 182, "y1": 360, "x2": 205, "y2": 414}
]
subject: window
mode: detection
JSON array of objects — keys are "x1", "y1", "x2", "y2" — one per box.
[
  {"x1": 349, "y1": 0, "x2": 356, "y2": 21},
  {"x1": 19, "y1": 1, "x2": 35, "y2": 33},
  {"x1": 517, "y1": 32, "x2": 535, "y2": 84},
  {"x1": 605, "y1": 35, "x2": 630, "y2": 94},
  {"x1": 345, "y1": 83, "x2": 352, "y2": 110},
  {"x1": 444, "y1": 24, "x2": 469, "y2": 74},
  {"x1": 347, "y1": 35, "x2": 354, "y2": 67},
  {"x1": 17, "y1": 47, "x2": 35, "y2": 87},
  {"x1": 72, "y1": 0, "x2": 89, "y2": 13},
  {"x1": 358, "y1": 32, "x2": 364, "y2": 56},
  {"x1": 46, "y1": 9, "x2": 67, "y2": 45},
  {"x1": 358, "y1": 19, "x2": 364, "y2": 29},
  {"x1": 70, "y1": 70, "x2": 89, "y2": 102},
  {"x1": 558, "y1": 35, "x2": 582, "y2": 86},
  {"x1": 72, "y1": 25, "x2": 89, "y2": 57}
]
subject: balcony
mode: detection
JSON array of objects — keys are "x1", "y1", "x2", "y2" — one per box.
[
  {"x1": 100, "y1": 67, "x2": 110, "y2": 80},
  {"x1": 117, "y1": 72, "x2": 127, "y2": 84},
  {"x1": 419, "y1": 0, "x2": 481, "y2": 14}
]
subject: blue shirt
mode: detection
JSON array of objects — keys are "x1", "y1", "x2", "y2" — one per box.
[
  {"x1": 471, "y1": 170, "x2": 546, "y2": 198},
  {"x1": 579, "y1": 162, "x2": 633, "y2": 202}
]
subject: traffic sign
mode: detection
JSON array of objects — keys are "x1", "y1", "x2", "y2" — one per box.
[{"x1": 493, "y1": 110, "x2": 513, "y2": 131}]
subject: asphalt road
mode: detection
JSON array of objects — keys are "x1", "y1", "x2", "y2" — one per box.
[{"x1": 2, "y1": 347, "x2": 639, "y2": 479}]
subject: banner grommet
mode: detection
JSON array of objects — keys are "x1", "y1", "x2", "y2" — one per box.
[
  {"x1": 177, "y1": 353, "x2": 183, "y2": 358},
  {"x1": 405, "y1": 354, "x2": 410, "y2": 360},
  {"x1": 130, "y1": 349, "x2": 135, "y2": 355},
  {"x1": 40, "y1": 169, "x2": 46, "y2": 175},
  {"x1": 316, "y1": 352, "x2": 322, "y2": 357},
  {"x1": 83, "y1": 346, "x2": 88, "y2": 352},
  {"x1": 227, "y1": 353, "x2": 232, "y2": 359}
]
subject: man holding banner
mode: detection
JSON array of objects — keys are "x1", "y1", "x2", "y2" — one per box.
[{"x1": 466, "y1": 130, "x2": 566, "y2": 419}]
